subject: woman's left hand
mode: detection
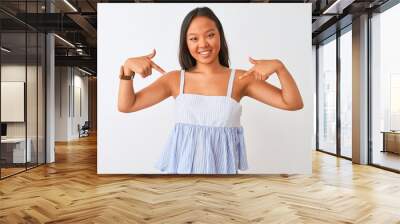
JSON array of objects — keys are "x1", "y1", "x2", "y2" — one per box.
[{"x1": 238, "y1": 57, "x2": 283, "y2": 81}]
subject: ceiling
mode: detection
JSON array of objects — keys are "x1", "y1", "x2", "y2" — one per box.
[{"x1": 0, "y1": 0, "x2": 392, "y2": 75}]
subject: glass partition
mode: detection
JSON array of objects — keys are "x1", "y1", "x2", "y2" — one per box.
[
  {"x1": 371, "y1": 3, "x2": 400, "y2": 171},
  {"x1": 1, "y1": 31, "x2": 28, "y2": 177},
  {"x1": 317, "y1": 36, "x2": 337, "y2": 155},
  {"x1": 38, "y1": 32, "x2": 45, "y2": 165},
  {"x1": 27, "y1": 31, "x2": 38, "y2": 170},
  {"x1": 339, "y1": 28, "x2": 352, "y2": 158},
  {"x1": 0, "y1": 1, "x2": 46, "y2": 179}
]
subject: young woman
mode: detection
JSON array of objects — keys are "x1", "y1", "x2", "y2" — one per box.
[{"x1": 118, "y1": 7, "x2": 303, "y2": 174}]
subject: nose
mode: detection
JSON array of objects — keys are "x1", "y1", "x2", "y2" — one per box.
[{"x1": 198, "y1": 37, "x2": 209, "y2": 48}]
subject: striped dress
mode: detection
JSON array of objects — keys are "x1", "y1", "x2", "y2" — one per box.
[{"x1": 154, "y1": 69, "x2": 248, "y2": 174}]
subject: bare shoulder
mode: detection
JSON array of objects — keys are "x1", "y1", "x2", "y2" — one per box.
[
  {"x1": 163, "y1": 70, "x2": 180, "y2": 84},
  {"x1": 161, "y1": 70, "x2": 181, "y2": 97},
  {"x1": 235, "y1": 69, "x2": 247, "y2": 78},
  {"x1": 163, "y1": 70, "x2": 180, "y2": 80},
  {"x1": 234, "y1": 68, "x2": 255, "y2": 88},
  {"x1": 231, "y1": 69, "x2": 253, "y2": 100},
  {"x1": 235, "y1": 69, "x2": 255, "y2": 82}
]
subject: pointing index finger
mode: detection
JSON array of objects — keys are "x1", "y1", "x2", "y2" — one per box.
[
  {"x1": 151, "y1": 61, "x2": 166, "y2": 75},
  {"x1": 239, "y1": 68, "x2": 254, "y2": 80},
  {"x1": 145, "y1": 49, "x2": 156, "y2": 59},
  {"x1": 249, "y1": 57, "x2": 258, "y2": 64}
]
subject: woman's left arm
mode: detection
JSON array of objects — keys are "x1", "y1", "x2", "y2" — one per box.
[{"x1": 239, "y1": 57, "x2": 304, "y2": 111}]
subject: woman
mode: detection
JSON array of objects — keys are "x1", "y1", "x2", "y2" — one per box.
[{"x1": 118, "y1": 7, "x2": 303, "y2": 174}]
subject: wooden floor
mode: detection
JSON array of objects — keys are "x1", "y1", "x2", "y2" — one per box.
[
  {"x1": 1, "y1": 134, "x2": 400, "y2": 223},
  {"x1": 373, "y1": 150, "x2": 400, "y2": 171},
  {"x1": 0, "y1": 167, "x2": 26, "y2": 178}
]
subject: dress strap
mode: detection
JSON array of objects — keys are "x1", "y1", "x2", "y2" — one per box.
[
  {"x1": 179, "y1": 70, "x2": 185, "y2": 94},
  {"x1": 226, "y1": 69, "x2": 235, "y2": 97}
]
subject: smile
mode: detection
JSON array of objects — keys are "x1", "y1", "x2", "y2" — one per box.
[{"x1": 198, "y1": 50, "x2": 211, "y2": 57}]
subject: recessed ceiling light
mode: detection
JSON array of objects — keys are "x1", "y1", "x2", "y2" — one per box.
[
  {"x1": 322, "y1": 0, "x2": 355, "y2": 15},
  {"x1": 63, "y1": 0, "x2": 78, "y2": 12},
  {"x1": 54, "y1": 34, "x2": 75, "y2": 48},
  {"x1": 77, "y1": 67, "x2": 93, "y2": 76},
  {"x1": 1, "y1": 47, "x2": 11, "y2": 53}
]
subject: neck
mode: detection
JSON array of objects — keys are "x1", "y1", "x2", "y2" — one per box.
[{"x1": 191, "y1": 59, "x2": 228, "y2": 75}]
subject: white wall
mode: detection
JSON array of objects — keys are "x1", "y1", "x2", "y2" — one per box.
[
  {"x1": 1, "y1": 65, "x2": 38, "y2": 138},
  {"x1": 312, "y1": 45, "x2": 316, "y2": 150},
  {"x1": 55, "y1": 67, "x2": 68, "y2": 141},
  {"x1": 98, "y1": 3, "x2": 313, "y2": 174},
  {"x1": 1, "y1": 64, "x2": 46, "y2": 163},
  {"x1": 72, "y1": 71, "x2": 89, "y2": 138},
  {"x1": 55, "y1": 67, "x2": 89, "y2": 141}
]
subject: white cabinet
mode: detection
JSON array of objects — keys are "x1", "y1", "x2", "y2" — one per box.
[{"x1": 1, "y1": 138, "x2": 32, "y2": 163}]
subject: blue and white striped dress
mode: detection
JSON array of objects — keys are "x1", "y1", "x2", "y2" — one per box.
[{"x1": 155, "y1": 69, "x2": 248, "y2": 174}]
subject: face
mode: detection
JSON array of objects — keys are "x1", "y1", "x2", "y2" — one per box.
[{"x1": 186, "y1": 16, "x2": 221, "y2": 65}]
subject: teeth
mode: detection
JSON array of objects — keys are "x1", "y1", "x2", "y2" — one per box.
[{"x1": 199, "y1": 50, "x2": 211, "y2": 55}]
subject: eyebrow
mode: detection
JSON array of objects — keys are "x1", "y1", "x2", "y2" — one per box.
[{"x1": 187, "y1": 28, "x2": 216, "y2": 36}]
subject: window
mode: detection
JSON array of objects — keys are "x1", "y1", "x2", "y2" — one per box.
[
  {"x1": 371, "y1": 3, "x2": 400, "y2": 171},
  {"x1": 318, "y1": 36, "x2": 337, "y2": 154},
  {"x1": 339, "y1": 28, "x2": 352, "y2": 158}
]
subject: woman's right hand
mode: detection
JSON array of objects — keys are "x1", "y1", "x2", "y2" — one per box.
[{"x1": 122, "y1": 49, "x2": 166, "y2": 78}]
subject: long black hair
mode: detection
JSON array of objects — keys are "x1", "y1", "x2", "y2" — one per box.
[{"x1": 178, "y1": 7, "x2": 230, "y2": 70}]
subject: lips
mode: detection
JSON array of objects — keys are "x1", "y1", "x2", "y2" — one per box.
[{"x1": 198, "y1": 50, "x2": 212, "y2": 57}]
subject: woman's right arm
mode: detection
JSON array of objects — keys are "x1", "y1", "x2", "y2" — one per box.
[{"x1": 118, "y1": 49, "x2": 174, "y2": 113}]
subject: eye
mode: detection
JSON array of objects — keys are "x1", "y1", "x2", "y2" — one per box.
[
  {"x1": 208, "y1": 33, "x2": 215, "y2": 38},
  {"x1": 189, "y1": 37, "x2": 197, "y2": 41}
]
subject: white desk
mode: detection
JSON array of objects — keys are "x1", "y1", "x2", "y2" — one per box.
[{"x1": 1, "y1": 138, "x2": 32, "y2": 163}]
